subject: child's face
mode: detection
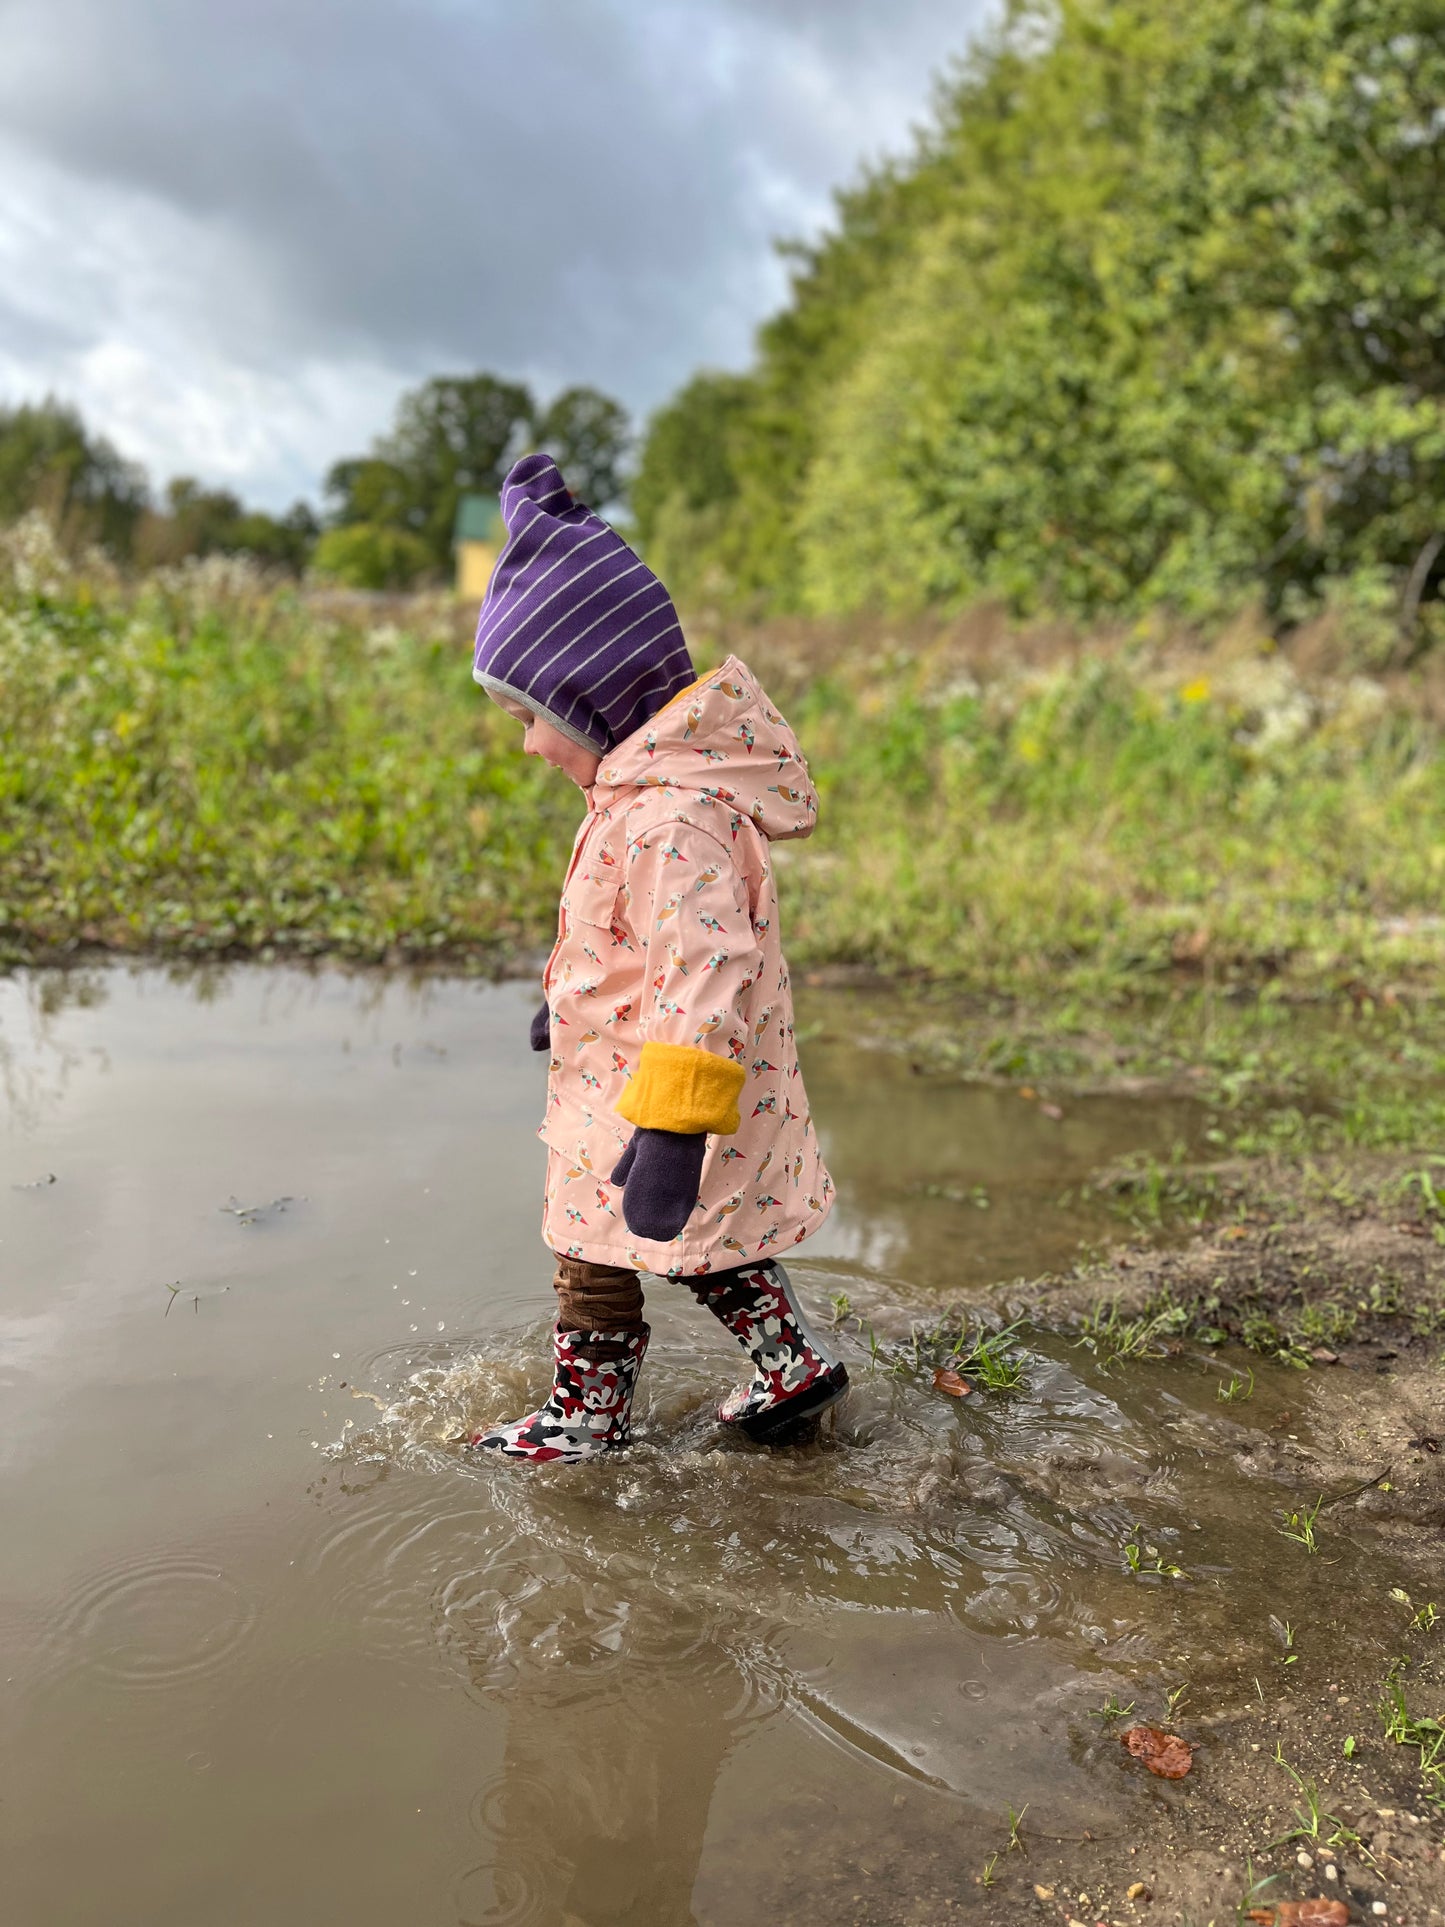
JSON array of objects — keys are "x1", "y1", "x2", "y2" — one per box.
[{"x1": 522, "y1": 711, "x2": 603, "y2": 790}]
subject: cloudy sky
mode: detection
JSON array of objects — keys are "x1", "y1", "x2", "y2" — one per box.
[{"x1": 0, "y1": 0, "x2": 993, "y2": 510}]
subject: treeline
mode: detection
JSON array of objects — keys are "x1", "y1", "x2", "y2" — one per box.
[
  {"x1": 0, "y1": 399, "x2": 320, "y2": 573},
  {"x1": 12, "y1": 0, "x2": 1442, "y2": 636},
  {"x1": 316, "y1": 378, "x2": 627, "y2": 588},
  {"x1": 0, "y1": 378, "x2": 630, "y2": 587},
  {"x1": 631, "y1": 0, "x2": 1445, "y2": 646}
]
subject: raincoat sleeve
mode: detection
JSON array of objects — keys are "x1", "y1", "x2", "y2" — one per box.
[{"x1": 613, "y1": 821, "x2": 762, "y2": 1137}]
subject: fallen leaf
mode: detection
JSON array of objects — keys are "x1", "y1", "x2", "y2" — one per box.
[
  {"x1": 1310, "y1": 1347, "x2": 1340, "y2": 1365},
  {"x1": 1033, "y1": 1884, "x2": 1055, "y2": 1900},
  {"x1": 1121, "y1": 1725, "x2": 1193, "y2": 1779},
  {"x1": 1019, "y1": 1086, "x2": 1037, "y2": 1100},
  {"x1": 1247, "y1": 1902, "x2": 1350, "y2": 1926},
  {"x1": 933, "y1": 1367, "x2": 971, "y2": 1397},
  {"x1": 1127, "y1": 1881, "x2": 1151, "y2": 1900},
  {"x1": 1040, "y1": 1102, "x2": 1064, "y2": 1121}
]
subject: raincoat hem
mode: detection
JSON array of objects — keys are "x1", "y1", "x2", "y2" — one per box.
[{"x1": 542, "y1": 1196, "x2": 835, "y2": 1276}]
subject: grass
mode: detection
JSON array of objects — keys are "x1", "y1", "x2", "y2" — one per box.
[
  {"x1": 855, "y1": 1311, "x2": 1030, "y2": 1395},
  {"x1": 0, "y1": 531, "x2": 575, "y2": 967},
  {"x1": 1086, "y1": 1145, "x2": 1226, "y2": 1231},
  {"x1": 1076, "y1": 1294, "x2": 1187, "y2": 1366},
  {"x1": 1278, "y1": 1495, "x2": 1324, "y2": 1554},
  {"x1": 861, "y1": 979, "x2": 1445, "y2": 1171},
  {"x1": 1268, "y1": 1742, "x2": 1367, "y2": 1853},
  {"x1": 5, "y1": 519, "x2": 1445, "y2": 994},
  {"x1": 1398, "y1": 1160, "x2": 1445, "y2": 1243},
  {"x1": 776, "y1": 638, "x2": 1445, "y2": 996},
  {"x1": 1379, "y1": 1660, "x2": 1445, "y2": 1808},
  {"x1": 1123, "y1": 1525, "x2": 1186, "y2": 1579},
  {"x1": 1005, "y1": 1803, "x2": 1028, "y2": 1854},
  {"x1": 946, "y1": 1319, "x2": 1028, "y2": 1393},
  {"x1": 1089, "y1": 1691, "x2": 1136, "y2": 1724},
  {"x1": 1234, "y1": 1859, "x2": 1283, "y2": 1924},
  {"x1": 1389, "y1": 1589, "x2": 1439, "y2": 1634}
]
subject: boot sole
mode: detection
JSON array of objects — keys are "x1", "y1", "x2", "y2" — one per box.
[{"x1": 734, "y1": 1365, "x2": 850, "y2": 1445}]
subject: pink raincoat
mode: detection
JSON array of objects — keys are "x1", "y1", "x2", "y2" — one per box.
[{"x1": 538, "y1": 656, "x2": 834, "y2": 1275}]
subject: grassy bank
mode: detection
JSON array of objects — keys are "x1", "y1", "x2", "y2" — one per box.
[{"x1": 2, "y1": 516, "x2": 1443, "y2": 991}]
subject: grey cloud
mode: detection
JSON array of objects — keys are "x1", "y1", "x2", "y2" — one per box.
[{"x1": 0, "y1": 0, "x2": 992, "y2": 496}]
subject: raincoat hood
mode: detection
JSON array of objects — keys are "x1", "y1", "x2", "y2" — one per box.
[{"x1": 592, "y1": 656, "x2": 817, "y2": 844}]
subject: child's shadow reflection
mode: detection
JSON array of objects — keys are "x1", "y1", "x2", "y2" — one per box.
[{"x1": 456, "y1": 1639, "x2": 747, "y2": 1927}]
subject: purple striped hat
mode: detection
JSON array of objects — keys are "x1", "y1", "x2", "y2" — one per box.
[{"x1": 472, "y1": 452, "x2": 694, "y2": 753}]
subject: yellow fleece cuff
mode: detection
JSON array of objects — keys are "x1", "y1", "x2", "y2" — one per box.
[{"x1": 615, "y1": 1040, "x2": 745, "y2": 1136}]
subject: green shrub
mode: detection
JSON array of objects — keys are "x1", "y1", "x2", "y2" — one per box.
[{"x1": 310, "y1": 522, "x2": 434, "y2": 591}]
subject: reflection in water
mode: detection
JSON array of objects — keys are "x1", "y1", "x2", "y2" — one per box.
[
  {"x1": 452, "y1": 1641, "x2": 741, "y2": 1927},
  {"x1": 322, "y1": 1313, "x2": 1173, "y2": 1919},
  {"x1": 325, "y1": 1295, "x2": 1424, "y2": 1924},
  {"x1": 1, "y1": 966, "x2": 1421, "y2": 1927}
]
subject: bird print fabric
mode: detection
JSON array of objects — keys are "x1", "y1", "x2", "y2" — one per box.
[{"x1": 537, "y1": 656, "x2": 834, "y2": 1275}]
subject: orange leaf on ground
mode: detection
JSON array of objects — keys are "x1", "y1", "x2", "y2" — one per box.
[
  {"x1": 932, "y1": 1367, "x2": 971, "y2": 1397},
  {"x1": 1121, "y1": 1725, "x2": 1194, "y2": 1778},
  {"x1": 1246, "y1": 1903, "x2": 1349, "y2": 1926}
]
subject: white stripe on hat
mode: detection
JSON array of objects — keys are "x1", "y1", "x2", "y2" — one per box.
[
  {"x1": 516, "y1": 568, "x2": 657, "y2": 687},
  {"x1": 557, "y1": 616, "x2": 682, "y2": 731},
  {"x1": 503, "y1": 555, "x2": 652, "y2": 682},
  {"x1": 598, "y1": 643, "x2": 692, "y2": 726},
  {"x1": 475, "y1": 522, "x2": 611, "y2": 646}
]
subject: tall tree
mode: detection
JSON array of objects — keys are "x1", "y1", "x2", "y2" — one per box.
[
  {"x1": 322, "y1": 456, "x2": 417, "y2": 533},
  {"x1": 533, "y1": 385, "x2": 631, "y2": 510},
  {"x1": 324, "y1": 374, "x2": 533, "y2": 571},
  {"x1": 378, "y1": 373, "x2": 534, "y2": 565},
  {"x1": 629, "y1": 371, "x2": 752, "y2": 600},
  {"x1": 0, "y1": 398, "x2": 148, "y2": 556},
  {"x1": 136, "y1": 478, "x2": 317, "y2": 570},
  {"x1": 633, "y1": 0, "x2": 1445, "y2": 640}
]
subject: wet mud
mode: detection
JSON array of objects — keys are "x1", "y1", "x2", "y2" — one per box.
[{"x1": 1, "y1": 965, "x2": 1441, "y2": 1927}]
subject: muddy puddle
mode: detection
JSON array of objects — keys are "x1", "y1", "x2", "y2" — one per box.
[{"x1": 0, "y1": 966, "x2": 1431, "y2": 1925}]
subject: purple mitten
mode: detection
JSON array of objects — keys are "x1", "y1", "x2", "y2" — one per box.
[
  {"x1": 530, "y1": 1000, "x2": 551, "y2": 1052},
  {"x1": 610, "y1": 1129, "x2": 706, "y2": 1241}
]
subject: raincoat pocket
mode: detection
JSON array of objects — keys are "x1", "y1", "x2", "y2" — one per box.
[{"x1": 563, "y1": 869, "x2": 623, "y2": 931}]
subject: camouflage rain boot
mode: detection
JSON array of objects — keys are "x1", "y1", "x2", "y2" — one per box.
[
  {"x1": 689, "y1": 1262, "x2": 848, "y2": 1444},
  {"x1": 470, "y1": 1324, "x2": 649, "y2": 1463}
]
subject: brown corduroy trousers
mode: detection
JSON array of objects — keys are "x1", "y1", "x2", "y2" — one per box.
[{"x1": 551, "y1": 1253, "x2": 646, "y2": 1335}]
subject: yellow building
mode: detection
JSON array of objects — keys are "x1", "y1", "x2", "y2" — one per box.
[{"x1": 454, "y1": 494, "x2": 506, "y2": 599}]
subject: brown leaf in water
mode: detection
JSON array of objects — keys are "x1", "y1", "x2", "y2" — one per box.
[
  {"x1": 932, "y1": 1367, "x2": 971, "y2": 1397},
  {"x1": 1246, "y1": 1902, "x2": 1350, "y2": 1926},
  {"x1": 1121, "y1": 1725, "x2": 1194, "y2": 1778}
]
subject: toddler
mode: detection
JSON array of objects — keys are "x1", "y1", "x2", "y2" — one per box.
[{"x1": 469, "y1": 452, "x2": 846, "y2": 1463}]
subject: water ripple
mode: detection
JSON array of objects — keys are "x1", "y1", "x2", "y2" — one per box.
[{"x1": 41, "y1": 1552, "x2": 257, "y2": 1693}]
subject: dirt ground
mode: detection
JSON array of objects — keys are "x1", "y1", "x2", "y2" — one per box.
[{"x1": 962, "y1": 1170, "x2": 1445, "y2": 1927}]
